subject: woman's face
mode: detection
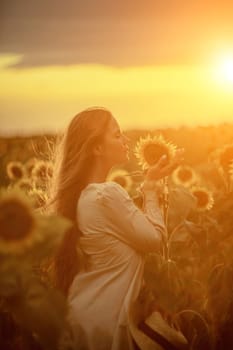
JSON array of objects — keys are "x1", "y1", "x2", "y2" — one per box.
[{"x1": 100, "y1": 117, "x2": 129, "y2": 168}]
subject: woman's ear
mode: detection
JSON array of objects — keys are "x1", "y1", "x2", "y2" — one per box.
[{"x1": 93, "y1": 144, "x2": 104, "y2": 157}]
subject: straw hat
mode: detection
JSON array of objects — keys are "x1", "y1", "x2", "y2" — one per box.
[{"x1": 128, "y1": 299, "x2": 188, "y2": 350}]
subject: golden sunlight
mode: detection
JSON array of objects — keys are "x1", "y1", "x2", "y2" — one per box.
[
  {"x1": 1, "y1": 56, "x2": 233, "y2": 133},
  {"x1": 213, "y1": 53, "x2": 233, "y2": 86}
]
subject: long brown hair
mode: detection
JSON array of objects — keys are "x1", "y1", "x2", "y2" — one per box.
[{"x1": 46, "y1": 107, "x2": 112, "y2": 296}]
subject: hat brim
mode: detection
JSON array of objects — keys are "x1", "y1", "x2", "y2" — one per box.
[{"x1": 128, "y1": 300, "x2": 188, "y2": 350}]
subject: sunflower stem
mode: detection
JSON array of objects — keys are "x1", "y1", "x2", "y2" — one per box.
[{"x1": 162, "y1": 177, "x2": 169, "y2": 260}]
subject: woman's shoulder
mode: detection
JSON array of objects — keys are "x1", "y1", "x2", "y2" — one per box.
[
  {"x1": 81, "y1": 181, "x2": 129, "y2": 201},
  {"x1": 82, "y1": 181, "x2": 123, "y2": 194}
]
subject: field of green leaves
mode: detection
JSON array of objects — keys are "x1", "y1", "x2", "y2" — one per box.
[{"x1": 1, "y1": 123, "x2": 233, "y2": 350}]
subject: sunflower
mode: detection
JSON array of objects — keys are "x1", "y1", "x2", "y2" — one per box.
[
  {"x1": 31, "y1": 160, "x2": 54, "y2": 187},
  {"x1": 172, "y1": 165, "x2": 198, "y2": 188},
  {"x1": 134, "y1": 134, "x2": 177, "y2": 170},
  {"x1": 190, "y1": 186, "x2": 214, "y2": 212},
  {"x1": 214, "y1": 144, "x2": 233, "y2": 174},
  {"x1": 0, "y1": 189, "x2": 41, "y2": 254},
  {"x1": 14, "y1": 178, "x2": 34, "y2": 193},
  {"x1": 107, "y1": 169, "x2": 133, "y2": 192},
  {"x1": 6, "y1": 161, "x2": 26, "y2": 181}
]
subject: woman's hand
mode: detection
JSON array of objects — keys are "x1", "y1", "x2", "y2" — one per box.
[{"x1": 142, "y1": 148, "x2": 184, "y2": 189}]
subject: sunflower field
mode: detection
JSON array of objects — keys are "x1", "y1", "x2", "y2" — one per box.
[{"x1": 1, "y1": 123, "x2": 233, "y2": 349}]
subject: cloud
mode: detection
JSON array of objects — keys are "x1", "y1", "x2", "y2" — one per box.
[
  {"x1": 0, "y1": 0, "x2": 178, "y2": 20},
  {"x1": 1, "y1": 0, "x2": 233, "y2": 68}
]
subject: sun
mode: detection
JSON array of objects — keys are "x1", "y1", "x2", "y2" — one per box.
[{"x1": 215, "y1": 55, "x2": 233, "y2": 84}]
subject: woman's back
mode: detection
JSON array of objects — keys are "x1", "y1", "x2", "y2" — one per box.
[{"x1": 68, "y1": 182, "x2": 145, "y2": 350}]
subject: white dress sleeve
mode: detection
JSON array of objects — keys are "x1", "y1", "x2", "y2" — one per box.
[{"x1": 96, "y1": 182, "x2": 166, "y2": 254}]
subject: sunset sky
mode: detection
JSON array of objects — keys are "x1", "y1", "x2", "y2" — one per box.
[{"x1": 1, "y1": 0, "x2": 233, "y2": 135}]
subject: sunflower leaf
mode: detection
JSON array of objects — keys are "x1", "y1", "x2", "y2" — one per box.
[
  {"x1": 24, "y1": 215, "x2": 72, "y2": 262},
  {"x1": 7, "y1": 271, "x2": 67, "y2": 349},
  {"x1": 168, "y1": 186, "x2": 196, "y2": 231}
]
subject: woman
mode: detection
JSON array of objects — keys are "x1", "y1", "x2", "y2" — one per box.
[{"x1": 47, "y1": 107, "x2": 183, "y2": 350}]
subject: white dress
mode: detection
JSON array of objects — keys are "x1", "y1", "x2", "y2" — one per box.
[{"x1": 67, "y1": 182, "x2": 165, "y2": 350}]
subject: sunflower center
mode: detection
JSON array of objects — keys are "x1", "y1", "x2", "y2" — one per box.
[
  {"x1": 114, "y1": 176, "x2": 127, "y2": 188},
  {"x1": 11, "y1": 166, "x2": 23, "y2": 179},
  {"x1": 36, "y1": 165, "x2": 48, "y2": 179},
  {"x1": 0, "y1": 200, "x2": 35, "y2": 241},
  {"x1": 143, "y1": 144, "x2": 169, "y2": 166},
  {"x1": 178, "y1": 168, "x2": 192, "y2": 182},
  {"x1": 193, "y1": 191, "x2": 209, "y2": 208}
]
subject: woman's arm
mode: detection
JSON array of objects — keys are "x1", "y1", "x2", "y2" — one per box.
[{"x1": 97, "y1": 183, "x2": 165, "y2": 254}]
